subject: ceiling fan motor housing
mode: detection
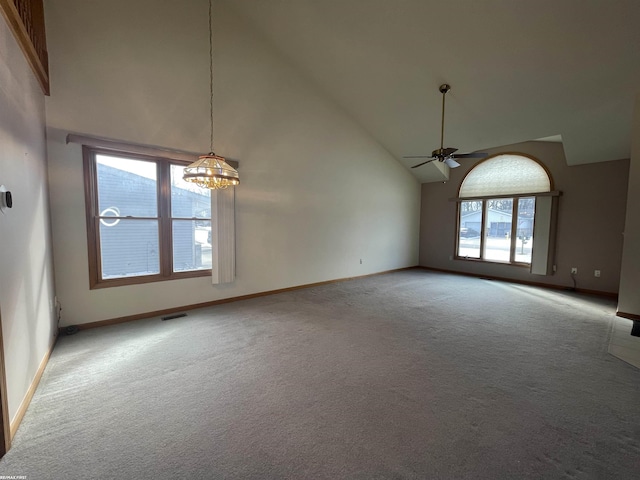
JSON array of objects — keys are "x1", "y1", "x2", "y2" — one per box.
[{"x1": 432, "y1": 147, "x2": 458, "y2": 159}]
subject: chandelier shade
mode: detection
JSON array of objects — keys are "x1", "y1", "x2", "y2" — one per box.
[{"x1": 183, "y1": 153, "x2": 240, "y2": 189}]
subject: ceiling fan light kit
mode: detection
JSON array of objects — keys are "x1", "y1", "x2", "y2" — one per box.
[{"x1": 405, "y1": 84, "x2": 487, "y2": 169}]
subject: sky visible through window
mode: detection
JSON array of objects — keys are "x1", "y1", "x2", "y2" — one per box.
[{"x1": 97, "y1": 154, "x2": 208, "y2": 195}]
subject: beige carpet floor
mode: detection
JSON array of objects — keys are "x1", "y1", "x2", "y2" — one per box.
[{"x1": 0, "y1": 269, "x2": 638, "y2": 479}]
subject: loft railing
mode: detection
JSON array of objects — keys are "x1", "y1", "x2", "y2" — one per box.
[{"x1": 0, "y1": 0, "x2": 49, "y2": 95}]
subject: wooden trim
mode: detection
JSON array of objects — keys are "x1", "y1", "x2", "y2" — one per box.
[
  {"x1": 96, "y1": 215, "x2": 162, "y2": 222},
  {"x1": 0, "y1": 308, "x2": 11, "y2": 455},
  {"x1": 67, "y1": 134, "x2": 239, "y2": 169},
  {"x1": 454, "y1": 201, "x2": 461, "y2": 259},
  {"x1": 0, "y1": 0, "x2": 49, "y2": 95},
  {"x1": 419, "y1": 266, "x2": 619, "y2": 299},
  {"x1": 509, "y1": 202, "x2": 518, "y2": 263},
  {"x1": 158, "y1": 161, "x2": 172, "y2": 278},
  {"x1": 89, "y1": 269, "x2": 213, "y2": 290},
  {"x1": 61, "y1": 267, "x2": 419, "y2": 332},
  {"x1": 83, "y1": 147, "x2": 100, "y2": 289},
  {"x1": 480, "y1": 199, "x2": 487, "y2": 257},
  {"x1": 10, "y1": 337, "x2": 57, "y2": 439},
  {"x1": 451, "y1": 191, "x2": 562, "y2": 202},
  {"x1": 453, "y1": 256, "x2": 531, "y2": 268},
  {"x1": 617, "y1": 311, "x2": 640, "y2": 321}
]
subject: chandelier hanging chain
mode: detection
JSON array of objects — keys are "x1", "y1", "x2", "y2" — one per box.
[
  {"x1": 182, "y1": 0, "x2": 239, "y2": 189},
  {"x1": 209, "y1": 0, "x2": 214, "y2": 154}
]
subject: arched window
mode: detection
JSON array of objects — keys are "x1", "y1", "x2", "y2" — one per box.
[{"x1": 456, "y1": 154, "x2": 557, "y2": 271}]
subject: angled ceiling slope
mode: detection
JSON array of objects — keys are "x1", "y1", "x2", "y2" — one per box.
[{"x1": 226, "y1": 0, "x2": 640, "y2": 183}]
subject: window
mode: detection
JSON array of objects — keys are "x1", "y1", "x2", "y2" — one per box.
[
  {"x1": 456, "y1": 154, "x2": 555, "y2": 268},
  {"x1": 83, "y1": 147, "x2": 213, "y2": 288}
]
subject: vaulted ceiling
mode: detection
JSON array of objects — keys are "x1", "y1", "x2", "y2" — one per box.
[{"x1": 226, "y1": 0, "x2": 640, "y2": 182}]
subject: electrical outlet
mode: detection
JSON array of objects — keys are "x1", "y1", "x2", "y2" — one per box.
[
  {"x1": 359, "y1": 259, "x2": 362, "y2": 264},
  {"x1": 571, "y1": 267, "x2": 577, "y2": 275},
  {"x1": 594, "y1": 270, "x2": 601, "y2": 277}
]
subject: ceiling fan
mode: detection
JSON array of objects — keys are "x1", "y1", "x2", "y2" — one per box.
[{"x1": 404, "y1": 84, "x2": 487, "y2": 169}]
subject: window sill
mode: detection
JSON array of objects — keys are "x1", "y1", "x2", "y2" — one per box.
[
  {"x1": 453, "y1": 257, "x2": 531, "y2": 268},
  {"x1": 90, "y1": 269, "x2": 212, "y2": 290}
]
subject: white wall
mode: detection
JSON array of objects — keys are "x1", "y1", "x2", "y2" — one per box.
[
  {"x1": 618, "y1": 95, "x2": 640, "y2": 315},
  {"x1": 0, "y1": 16, "x2": 57, "y2": 422},
  {"x1": 45, "y1": 0, "x2": 420, "y2": 326}
]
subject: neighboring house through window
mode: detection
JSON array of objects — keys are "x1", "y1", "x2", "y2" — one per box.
[
  {"x1": 83, "y1": 146, "x2": 213, "y2": 288},
  {"x1": 456, "y1": 153, "x2": 558, "y2": 274}
]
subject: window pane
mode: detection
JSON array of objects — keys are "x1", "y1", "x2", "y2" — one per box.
[
  {"x1": 515, "y1": 197, "x2": 535, "y2": 264},
  {"x1": 170, "y1": 164, "x2": 211, "y2": 218},
  {"x1": 173, "y1": 220, "x2": 212, "y2": 272},
  {"x1": 458, "y1": 201, "x2": 481, "y2": 258},
  {"x1": 96, "y1": 155, "x2": 157, "y2": 217},
  {"x1": 100, "y1": 219, "x2": 160, "y2": 278},
  {"x1": 484, "y1": 198, "x2": 513, "y2": 262}
]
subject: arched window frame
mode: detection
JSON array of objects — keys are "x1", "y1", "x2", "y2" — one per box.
[{"x1": 454, "y1": 153, "x2": 560, "y2": 274}]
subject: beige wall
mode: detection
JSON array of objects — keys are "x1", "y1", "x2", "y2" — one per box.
[
  {"x1": 419, "y1": 141, "x2": 629, "y2": 294},
  {"x1": 45, "y1": 0, "x2": 420, "y2": 326},
  {"x1": 0, "y1": 16, "x2": 57, "y2": 422},
  {"x1": 618, "y1": 95, "x2": 640, "y2": 315}
]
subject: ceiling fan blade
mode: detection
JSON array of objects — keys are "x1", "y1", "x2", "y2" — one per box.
[
  {"x1": 441, "y1": 147, "x2": 458, "y2": 156},
  {"x1": 444, "y1": 157, "x2": 460, "y2": 168},
  {"x1": 411, "y1": 158, "x2": 436, "y2": 169},
  {"x1": 403, "y1": 155, "x2": 433, "y2": 159},
  {"x1": 451, "y1": 152, "x2": 489, "y2": 159}
]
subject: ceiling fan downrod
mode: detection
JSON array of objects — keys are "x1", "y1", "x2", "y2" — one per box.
[
  {"x1": 439, "y1": 84, "x2": 450, "y2": 153},
  {"x1": 404, "y1": 83, "x2": 487, "y2": 169}
]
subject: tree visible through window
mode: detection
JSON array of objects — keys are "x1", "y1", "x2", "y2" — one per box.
[
  {"x1": 456, "y1": 154, "x2": 551, "y2": 265},
  {"x1": 84, "y1": 147, "x2": 213, "y2": 288}
]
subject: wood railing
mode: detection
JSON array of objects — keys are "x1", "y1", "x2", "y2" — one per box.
[{"x1": 0, "y1": 0, "x2": 49, "y2": 95}]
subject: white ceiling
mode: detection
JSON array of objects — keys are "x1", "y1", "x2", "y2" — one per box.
[{"x1": 226, "y1": 0, "x2": 640, "y2": 183}]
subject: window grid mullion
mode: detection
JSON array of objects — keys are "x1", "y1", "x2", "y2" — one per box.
[
  {"x1": 509, "y1": 199, "x2": 518, "y2": 263},
  {"x1": 479, "y1": 200, "x2": 487, "y2": 260},
  {"x1": 158, "y1": 159, "x2": 173, "y2": 277},
  {"x1": 87, "y1": 150, "x2": 102, "y2": 282}
]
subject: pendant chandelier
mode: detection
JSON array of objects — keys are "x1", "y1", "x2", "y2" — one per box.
[{"x1": 183, "y1": 0, "x2": 239, "y2": 189}]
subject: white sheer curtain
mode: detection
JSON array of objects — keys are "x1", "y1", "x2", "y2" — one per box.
[
  {"x1": 211, "y1": 187, "x2": 236, "y2": 284},
  {"x1": 460, "y1": 154, "x2": 550, "y2": 198}
]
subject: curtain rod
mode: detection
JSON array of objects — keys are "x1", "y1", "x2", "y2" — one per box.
[
  {"x1": 66, "y1": 133, "x2": 239, "y2": 169},
  {"x1": 449, "y1": 191, "x2": 562, "y2": 202}
]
